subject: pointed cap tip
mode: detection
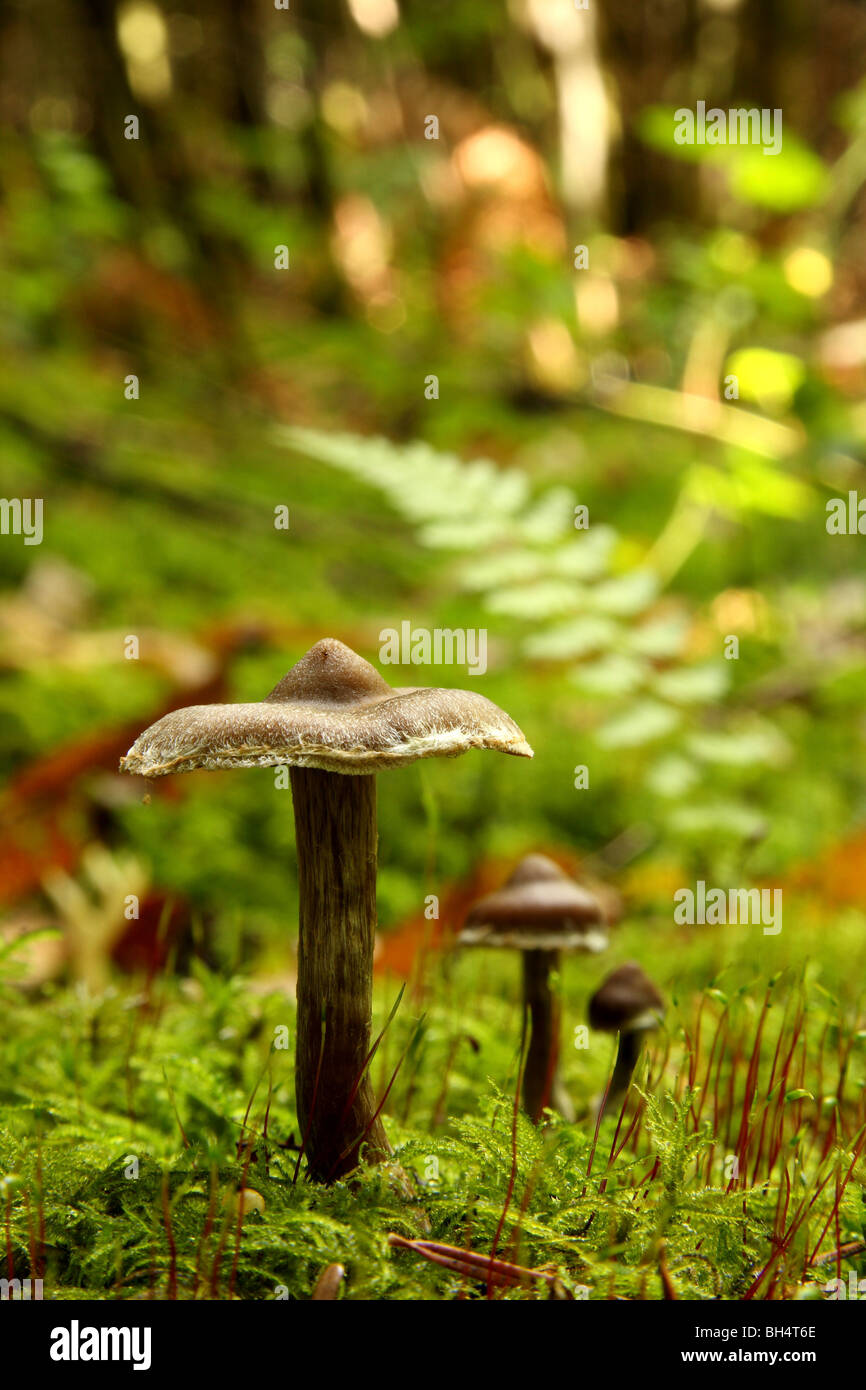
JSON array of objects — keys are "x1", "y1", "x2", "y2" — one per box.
[
  {"x1": 264, "y1": 638, "x2": 391, "y2": 706},
  {"x1": 460, "y1": 853, "x2": 605, "y2": 951}
]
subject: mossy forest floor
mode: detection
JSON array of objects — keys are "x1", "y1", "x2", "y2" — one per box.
[{"x1": 2, "y1": 904, "x2": 864, "y2": 1302}]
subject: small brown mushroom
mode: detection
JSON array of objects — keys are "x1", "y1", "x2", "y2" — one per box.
[
  {"x1": 121, "y1": 638, "x2": 532, "y2": 1181},
  {"x1": 588, "y1": 962, "x2": 664, "y2": 1121},
  {"x1": 311, "y1": 1263, "x2": 345, "y2": 1300},
  {"x1": 459, "y1": 854, "x2": 607, "y2": 1123}
]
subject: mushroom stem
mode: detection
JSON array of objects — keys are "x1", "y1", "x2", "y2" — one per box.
[
  {"x1": 521, "y1": 950, "x2": 575, "y2": 1124},
  {"x1": 599, "y1": 1029, "x2": 643, "y2": 1122},
  {"x1": 290, "y1": 767, "x2": 390, "y2": 1180}
]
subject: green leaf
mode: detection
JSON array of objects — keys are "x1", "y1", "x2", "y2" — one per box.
[
  {"x1": 727, "y1": 139, "x2": 829, "y2": 212},
  {"x1": 519, "y1": 486, "x2": 576, "y2": 543},
  {"x1": 636, "y1": 107, "x2": 829, "y2": 211},
  {"x1": 485, "y1": 579, "x2": 580, "y2": 619},
  {"x1": 524, "y1": 614, "x2": 619, "y2": 660},
  {"x1": 725, "y1": 348, "x2": 806, "y2": 413},
  {"x1": 686, "y1": 725, "x2": 788, "y2": 767},
  {"x1": 550, "y1": 530, "x2": 617, "y2": 580},
  {"x1": 646, "y1": 755, "x2": 699, "y2": 798},
  {"x1": 460, "y1": 551, "x2": 544, "y2": 590},
  {"x1": 636, "y1": 105, "x2": 723, "y2": 164},
  {"x1": 591, "y1": 570, "x2": 659, "y2": 617},
  {"x1": 666, "y1": 800, "x2": 767, "y2": 839},
  {"x1": 596, "y1": 699, "x2": 680, "y2": 748},
  {"x1": 570, "y1": 653, "x2": 646, "y2": 697},
  {"x1": 419, "y1": 517, "x2": 509, "y2": 549},
  {"x1": 652, "y1": 665, "x2": 729, "y2": 704},
  {"x1": 626, "y1": 616, "x2": 689, "y2": 659}
]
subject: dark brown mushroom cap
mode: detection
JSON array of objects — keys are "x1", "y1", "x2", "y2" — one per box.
[
  {"x1": 119, "y1": 638, "x2": 533, "y2": 777},
  {"x1": 458, "y1": 853, "x2": 608, "y2": 952},
  {"x1": 588, "y1": 962, "x2": 664, "y2": 1034}
]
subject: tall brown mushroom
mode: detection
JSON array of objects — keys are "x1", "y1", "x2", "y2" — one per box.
[
  {"x1": 120, "y1": 638, "x2": 532, "y2": 1180},
  {"x1": 459, "y1": 854, "x2": 607, "y2": 1123},
  {"x1": 588, "y1": 962, "x2": 664, "y2": 1121}
]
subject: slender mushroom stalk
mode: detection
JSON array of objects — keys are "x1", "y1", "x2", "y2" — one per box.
[
  {"x1": 290, "y1": 767, "x2": 387, "y2": 1174},
  {"x1": 121, "y1": 638, "x2": 532, "y2": 1181},
  {"x1": 606, "y1": 1028, "x2": 646, "y2": 1106},
  {"x1": 459, "y1": 854, "x2": 608, "y2": 1124},
  {"x1": 588, "y1": 962, "x2": 664, "y2": 1122},
  {"x1": 522, "y1": 948, "x2": 574, "y2": 1123}
]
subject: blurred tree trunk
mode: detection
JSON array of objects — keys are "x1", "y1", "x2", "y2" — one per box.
[
  {"x1": 295, "y1": 0, "x2": 342, "y2": 221},
  {"x1": 296, "y1": 0, "x2": 350, "y2": 313},
  {"x1": 77, "y1": 0, "x2": 158, "y2": 209},
  {"x1": 738, "y1": 0, "x2": 813, "y2": 126},
  {"x1": 223, "y1": 0, "x2": 273, "y2": 200},
  {"x1": 602, "y1": 0, "x2": 698, "y2": 234},
  {"x1": 75, "y1": 0, "x2": 258, "y2": 382}
]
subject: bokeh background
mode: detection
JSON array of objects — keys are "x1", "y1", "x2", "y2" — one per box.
[
  {"x1": 2, "y1": 0, "x2": 866, "y2": 1010},
  {"x1": 5, "y1": 0, "x2": 866, "y2": 1305}
]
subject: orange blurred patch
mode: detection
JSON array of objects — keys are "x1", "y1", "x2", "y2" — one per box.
[
  {"x1": 438, "y1": 124, "x2": 566, "y2": 334},
  {"x1": 72, "y1": 248, "x2": 217, "y2": 348},
  {"x1": 782, "y1": 830, "x2": 866, "y2": 910}
]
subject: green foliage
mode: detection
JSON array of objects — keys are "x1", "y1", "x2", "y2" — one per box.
[
  {"x1": 283, "y1": 426, "x2": 798, "y2": 863},
  {"x1": 1, "y1": 953, "x2": 864, "y2": 1301},
  {"x1": 637, "y1": 107, "x2": 830, "y2": 212}
]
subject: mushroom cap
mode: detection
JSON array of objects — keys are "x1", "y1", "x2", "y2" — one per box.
[
  {"x1": 588, "y1": 962, "x2": 664, "y2": 1034},
  {"x1": 458, "y1": 852, "x2": 608, "y2": 952},
  {"x1": 119, "y1": 638, "x2": 533, "y2": 777}
]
